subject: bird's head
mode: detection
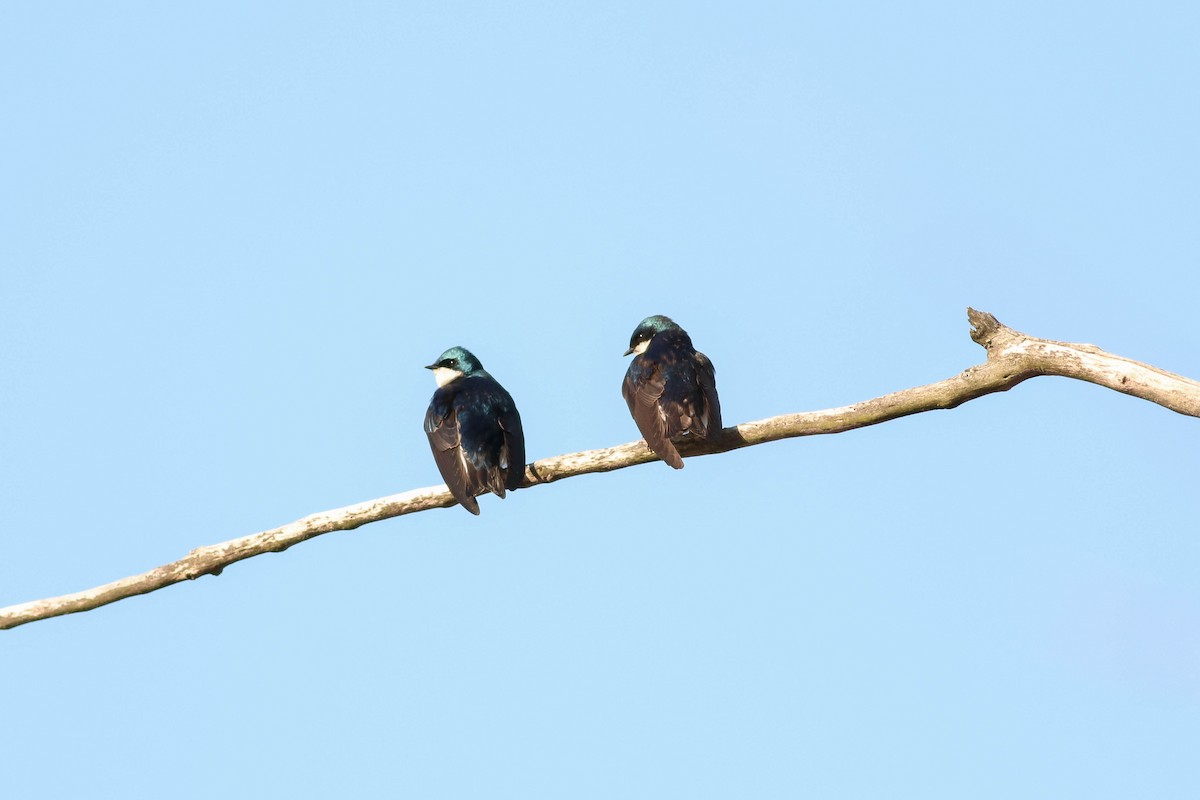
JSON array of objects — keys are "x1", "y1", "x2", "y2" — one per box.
[
  {"x1": 426, "y1": 346, "x2": 485, "y2": 386},
  {"x1": 624, "y1": 315, "x2": 681, "y2": 356}
]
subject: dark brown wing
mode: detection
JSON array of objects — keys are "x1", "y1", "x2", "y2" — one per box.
[
  {"x1": 497, "y1": 405, "x2": 526, "y2": 492},
  {"x1": 424, "y1": 403, "x2": 482, "y2": 515},
  {"x1": 622, "y1": 359, "x2": 684, "y2": 469},
  {"x1": 695, "y1": 350, "x2": 722, "y2": 437}
]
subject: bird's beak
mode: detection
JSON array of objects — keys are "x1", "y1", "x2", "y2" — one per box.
[
  {"x1": 424, "y1": 364, "x2": 438, "y2": 370},
  {"x1": 623, "y1": 346, "x2": 635, "y2": 357}
]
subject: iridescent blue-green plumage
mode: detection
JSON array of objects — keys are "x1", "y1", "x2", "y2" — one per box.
[
  {"x1": 622, "y1": 315, "x2": 721, "y2": 469},
  {"x1": 424, "y1": 347, "x2": 525, "y2": 515}
]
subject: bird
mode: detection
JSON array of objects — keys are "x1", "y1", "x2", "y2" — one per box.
[
  {"x1": 424, "y1": 346, "x2": 526, "y2": 515},
  {"x1": 621, "y1": 315, "x2": 722, "y2": 469}
]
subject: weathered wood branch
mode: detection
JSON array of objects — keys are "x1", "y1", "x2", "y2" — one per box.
[{"x1": 3, "y1": 309, "x2": 1196, "y2": 630}]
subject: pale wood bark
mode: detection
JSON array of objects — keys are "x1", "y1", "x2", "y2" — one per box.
[{"x1": 3, "y1": 309, "x2": 1196, "y2": 630}]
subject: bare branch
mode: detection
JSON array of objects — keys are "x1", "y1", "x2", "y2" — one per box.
[{"x1": 3, "y1": 309, "x2": 1196, "y2": 630}]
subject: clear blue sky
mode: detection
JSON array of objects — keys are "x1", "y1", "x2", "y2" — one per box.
[{"x1": 3, "y1": 3, "x2": 1198, "y2": 797}]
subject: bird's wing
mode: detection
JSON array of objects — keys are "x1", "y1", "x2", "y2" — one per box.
[
  {"x1": 497, "y1": 400, "x2": 526, "y2": 491},
  {"x1": 424, "y1": 402, "x2": 482, "y2": 515},
  {"x1": 695, "y1": 350, "x2": 722, "y2": 436},
  {"x1": 622, "y1": 360, "x2": 684, "y2": 469}
]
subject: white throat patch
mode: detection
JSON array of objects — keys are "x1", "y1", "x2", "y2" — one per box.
[
  {"x1": 632, "y1": 339, "x2": 650, "y2": 355},
  {"x1": 432, "y1": 366, "x2": 463, "y2": 387}
]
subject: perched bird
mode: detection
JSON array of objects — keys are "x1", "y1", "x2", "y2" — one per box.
[
  {"x1": 424, "y1": 346, "x2": 526, "y2": 515},
  {"x1": 622, "y1": 315, "x2": 722, "y2": 469}
]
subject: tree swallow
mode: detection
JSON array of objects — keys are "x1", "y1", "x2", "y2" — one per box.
[
  {"x1": 424, "y1": 346, "x2": 526, "y2": 515},
  {"x1": 622, "y1": 315, "x2": 722, "y2": 469}
]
